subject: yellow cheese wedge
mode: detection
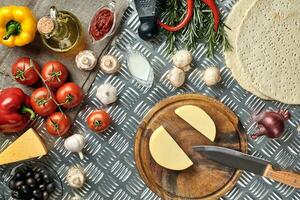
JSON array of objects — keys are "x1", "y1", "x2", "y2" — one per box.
[
  {"x1": 0, "y1": 128, "x2": 48, "y2": 165},
  {"x1": 175, "y1": 105, "x2": 216, "y2": 142},
  {"x1": 149, "y1": 126, "x2": 193, "y2": 170}
]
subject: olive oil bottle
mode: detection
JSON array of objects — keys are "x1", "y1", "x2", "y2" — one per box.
[{"x1": 37, "y1": 6, "x2": 83, "y2": 53}]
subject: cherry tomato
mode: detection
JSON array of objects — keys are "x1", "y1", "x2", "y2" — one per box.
[
  {"x1": 56, "y1": 82, "x2": 84, "y2": 109},
  {"x1": 31, "y1": 87, "x2": 57, "y2": 116},
  {"x1": 87, "y1": 110, "x2": 111, "y2": 132},
  {"x1": 41, "y1": 61, "x2": 69, "y2": 89},
  {"x1": 12, "y1": 57, "x2": 40, "y2": 85},
  {"x1": 45, "y1": 112, "x2": 71, "y2": 137}
]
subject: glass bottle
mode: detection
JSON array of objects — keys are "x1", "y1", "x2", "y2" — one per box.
[{"x1": 37, "y1": 6, "x2": 82, "y2": 53}]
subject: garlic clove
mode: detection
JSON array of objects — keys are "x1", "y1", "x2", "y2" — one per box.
[
  {"x1": 167, "y1": 67, "x2": 185, "y2": 87},
  {"x1": 203, "y1": 67, "x2": 221, "y2": 86},
  {"x1": 172, "y1": 50, "x2": 193, "y2": 69},
  {"x1": 100, "y1": 55, "x2": 120, "y2": 74},
  {"x1": 96, "y1": 84, "x2": 118, "y2": 105},
  {"x1": 75, "y1": 50, "x2": 97, "y2": 71},
  {"x1": 176, "y1": 64, "x2": 192, "y2": 72}
]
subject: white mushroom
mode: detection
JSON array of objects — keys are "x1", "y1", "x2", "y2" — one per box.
[
  {"x1": 100, "y1": 55, "x2": 120, "y2": 74},
  {"x1": 203, "y1": 66, "x2": 221, "y2": 86},
  {"x1": 64, "y1": 134, "x2": 85, "y2": 160},
  {"x1": 75, "y1": 50, "x2": 97, "y2": 71},
  {"x1": 96, "y1": 84, "x2": 117, "y2": 105},
  {"x1": 70, "y1": 194, "x2": 83, "y2": 200},
  {"x1": 172, "y1": 50, "x2": 193, "y2": 70},
  {"x1": 167, "y1": 67, "x2": 185, "y2": 87},
  {"x1": 66, "y1": 167, "x2": 85, "y2": 189}
]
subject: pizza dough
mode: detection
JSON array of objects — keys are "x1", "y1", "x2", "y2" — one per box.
[
  {"x1": 224, "y1": 0, "x2": 271, "y2": 99},
  {"x1": 236, "y1": 0, "x2": 300, "y2": 104}
]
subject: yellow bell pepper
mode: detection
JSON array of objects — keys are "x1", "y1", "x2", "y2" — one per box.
[{"x1": 0, "y1": 6, "x2": 37, "y2": 47}]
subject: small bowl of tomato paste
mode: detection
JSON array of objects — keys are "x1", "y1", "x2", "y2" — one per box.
[{"x1": 89, "y1": 3, "x2": 116, "y2": 42}]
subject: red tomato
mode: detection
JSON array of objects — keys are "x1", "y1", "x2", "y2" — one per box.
[
  {"x1": 31, "y1": 87, "x2": 57, "y2": 116},
  {"x1": 87, "y1": 110, "x2": 111, "y2": 132},
  {"x1": 56, "y1": 82, "x2": 83, "y2": 109},
  {"x1": 41, "y1": 61, "x2": 69, "y2": 89},
  {"x1": 12, "y1": 57, "x2": 40, "y2": 85},
  {"x1": 45, "y1": 112, "x2": 71, "y2": 137}
]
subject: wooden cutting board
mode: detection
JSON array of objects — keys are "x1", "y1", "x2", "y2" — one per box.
[{"x1": 134, "y1": 94, "x2": 247, "y2": 200}]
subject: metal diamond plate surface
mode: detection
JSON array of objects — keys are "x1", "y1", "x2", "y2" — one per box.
[{"x1": 1, "y1": 0, "x2": 300, "y2": 199}]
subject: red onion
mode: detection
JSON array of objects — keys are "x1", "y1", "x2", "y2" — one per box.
[{"x1": 251, "y1": 110, "x2": 290, "y2": 139}]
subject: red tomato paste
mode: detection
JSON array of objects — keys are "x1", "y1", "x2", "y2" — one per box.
[{"x1": 89, "y1": 8, "x2": 114, "y2": 41}]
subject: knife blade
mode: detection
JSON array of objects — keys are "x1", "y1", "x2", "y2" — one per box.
[{"x1": 193, "y1": 145, "x2": 300, "y2": 188}]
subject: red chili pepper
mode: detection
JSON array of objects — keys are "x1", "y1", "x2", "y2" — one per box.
[
  {"x1": 158, "y1": 0, "x2": 194, "y2": 32},
  {"x1": 202, "y1": 0, "x2": 220, "y2": 32},
  {"x1": 0, "y1": 87, "x2": 35, "y2": 133}
]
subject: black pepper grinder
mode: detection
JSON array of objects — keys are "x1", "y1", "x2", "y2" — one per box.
[{"x1": 134, "y1": 0, "x2": 160, "y2": 40}]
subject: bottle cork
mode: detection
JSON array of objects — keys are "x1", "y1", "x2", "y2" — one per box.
[{"x1": 37, "y1": 16, "x2": 55, "y2": 34}]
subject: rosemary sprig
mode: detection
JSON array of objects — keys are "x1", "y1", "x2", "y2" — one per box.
[{"x1": 160, "y1": 0, "x2": 232, "y2": 57}]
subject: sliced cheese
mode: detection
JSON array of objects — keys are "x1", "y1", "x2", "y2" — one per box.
[
  {"x1": 149, "y1": 126, "x2": 193, "y2": 170},
  {"x1": 175, "y1": 105, "x2": 216, "y2": 142},
  {"x1": 0, "y1": 128, "x2": 48, "y2": 165}
]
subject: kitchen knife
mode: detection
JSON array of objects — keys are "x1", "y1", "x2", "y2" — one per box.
[{"x1": 193, "y1": 145, "x2": 300, "y2": 188}]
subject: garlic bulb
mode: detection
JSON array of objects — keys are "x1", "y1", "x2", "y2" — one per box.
[
  {"x1": 96, "y1": 84, "x2": 117, "y2": 105},
  {"x1": 203, "y1": 67, "x2": 221, "y2": 86},
  {"x1": 66, "y1": 167, "x2": 85, "y2": 189},
  {"x1": 100, "y1": 55, "x2": 120, "y2": 74},
  {"x1": 167, "y1": 67, "x2": 185, "y2": 87},
  {"x1": 64, "y1": 134, "x2": 85, "y2": 160},
  {"x1": 172, "y1": 50, "x2": 193, "y2": 69},
  {"x1": 75, "y1": 50, "x2": 97, "y2": 71}
]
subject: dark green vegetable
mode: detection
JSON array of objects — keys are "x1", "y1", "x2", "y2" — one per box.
[{"x1": 160, "y1": 0, "x2": 232, "y2": 57}]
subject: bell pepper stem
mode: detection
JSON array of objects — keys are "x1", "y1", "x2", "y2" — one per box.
[
  {"x1": 3, "y1": 20, "x2": 21, "y2": 40},
  {"x1": 21, "y1": 106, "x2": 36, "y2": 120}
]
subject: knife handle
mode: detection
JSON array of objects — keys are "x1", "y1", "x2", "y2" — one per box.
[{"x1": 263, "y1": 165, "x2": 300, "y2": 188}]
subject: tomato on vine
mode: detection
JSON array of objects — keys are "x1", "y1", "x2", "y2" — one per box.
[
  {"x1": 45, "y1": 112, "x2": 71, "y2": 137},
  {"x1": 12, "y1": 57, "x2": 40, "y2": 85},
  {"x1": 56, "y1": 82, "x2": 84, "y2": 109},
  {"x1": 30, "y1": 87, "x2": 57, "y2": 116},
  {"x1": 41, "y1": 60, "x2": 69, "y2": 89}
]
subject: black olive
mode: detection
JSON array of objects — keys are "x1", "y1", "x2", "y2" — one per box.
[
  {"x1": 32, "y1": 189, "x2": 43, "y2": 198},
  {"x1": 8, "y1": 178, "x2": 16, "y2": 190},
  {"x1": 42, "y1": 191, "x2": 49, "y2": 200},
  {"x1": 26, "y1": 177, "x2": 37, "y2": 188},
  {"x1": 20, "y1": 193, "x2": 31, "y2": 200},
  {"x1": 14, "y1": 172, "x2": 24, "y2": 180},
  {"x1": 11, "y1": 190, "x2": 21, "y2": 199},
  {"x1": 14, "y1": 180, "x2": 24, "y2": 190},
  {"x1": 21, "y1": 184, "x2": 30, "y2": 194},
  {"x1": 26, "y1": 171, "x2": 34, "y2": 178},
  {"x1": 46, "y1": 182, "x2": 55, "y2": 193},
  {"x1": 42, "y1": 174, "x2": 51, "y2": 183},
  {"x1": 34, "y1": 172, "x2": 42, "y2": 181},
  {"x1": 42, "y1": 174, "x2": 49, "y2": 180},
  {"x1": 39, "y1": 184, "x2": 46, "y2": 191}
]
